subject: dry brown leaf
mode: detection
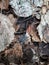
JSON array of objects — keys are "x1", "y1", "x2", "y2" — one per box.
[{"x1": 30, "y1": 25, "x2": 40, "y2": 42}]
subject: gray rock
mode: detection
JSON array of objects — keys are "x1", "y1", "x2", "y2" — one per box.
[
  {"x1": 9, "y1": 0, "x2": 43, "y2": 17},
  {"x1": 0, "y1": 14, "x2": 15, "y2": 52}
]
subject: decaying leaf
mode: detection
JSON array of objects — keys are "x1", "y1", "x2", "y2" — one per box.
[
  {"x1": 31, "y1": 31, "x2": 40, "y2": 42},
  {"x1": 13, "y1": 43, "x2": 23, "y2": 58}
]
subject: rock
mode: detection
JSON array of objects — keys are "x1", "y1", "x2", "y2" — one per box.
[
  {"x1": 44, "y1": 0, "x2": 49, "y2": 9},
  {"x1": 43, "y1": 26, "x2": 49, "y2": 42},
  {"x1": 9, "y1": 0, "x2": 34, "y2": 17},
  {"x1": 0, "y1": 0, "x2": 9, "y2": 9},
  {"x1": 37, "y1": 7, "x2": 49, "y2": 42},
  {"x1": 33, "y1": 0, "x2": 43, "y2": 7},
  {"x1": 8, "y1": 14, "x2": 16, "y2": 25},
  {"x1": 0, "y1": 13, "x2": 15, "y2": 52}
]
